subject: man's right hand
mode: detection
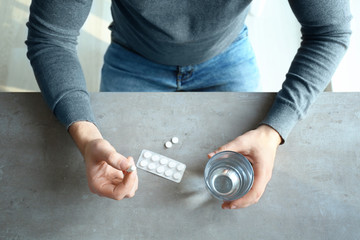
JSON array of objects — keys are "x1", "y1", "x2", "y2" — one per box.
[{"x1": 69, "y1": 121, "x2": 138, "y2": 200}]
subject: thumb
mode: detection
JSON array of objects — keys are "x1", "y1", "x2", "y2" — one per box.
[
  {"x1": 208, "y1": 136, "x2": 248, "y2": 159},
  {"x1": 105, "y1": 152, "x2": 132, "y2": 171}
]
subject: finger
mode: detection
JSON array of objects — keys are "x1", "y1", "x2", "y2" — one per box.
[
  {"x1": 222, "y1": 163, "x2": 268, "y2": 209},
  {"x1": 113, "y1": 174, "x2": 137, "y2": 200},
  {"x1": 114, "y1": 157, "x2": 137, "y2": 199},
  {"x1": 208, "y1": 136, "x2": 248, "y2": 158},
  {"x1": 120, "y1": 156, "x2": 136, "y2": 174},
  {"x1": 125, "y1": 170, "x2": 139, "y2": 198},
  {"x1": 91, "y1": 156, "x2": 137, "y2": 200},
  {"x1": 126, "y1": 157, "x2": 139, "y2": 197},
  {"x1": 97, "y1": 182, "x2": 127, "y2": 200},
  {"x1": 104, "y1": 151, "x2": 131, "y2": 171},
  {"x1": 120, "y1": 157, "x2": 137, "y2": 185},
  {"x1": 91, "y1": 140, "x2": 130, "y2": 171},
  {"x1": 97, "y1": 170, "x2": 137, "y2": 200}
]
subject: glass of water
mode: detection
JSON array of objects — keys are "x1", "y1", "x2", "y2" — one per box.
[{"x1": 204, "y1": 151, "x2": 254, "y2": 201}]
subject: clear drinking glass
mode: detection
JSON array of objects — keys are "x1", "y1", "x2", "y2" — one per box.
[{"x1": 204, "y1": 151, "x2": 254, "y2": 201}]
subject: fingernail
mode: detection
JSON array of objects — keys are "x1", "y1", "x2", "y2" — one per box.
[
  {"x1": 222, "y1": 206, "x2": 229, "y2": 210},
  {"x1": 230, "y1": 205, "x2": 236, "y2": 209},
  {"x1": 208, "y1": 152, "x2": 215, "y2": 158}
]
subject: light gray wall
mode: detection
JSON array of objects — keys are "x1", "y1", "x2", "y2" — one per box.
[
  {"x1": 0, "y1": 0, "x2": 112, "y2": 92},
  {"x1": 332, "y1": 0, "x2": 360, "y2": 91},
  {"x1": 246, "y1": 0, "x2": 301, "y2": 92}
]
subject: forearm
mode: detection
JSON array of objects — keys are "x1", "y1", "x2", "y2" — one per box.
[
  {"x1": 26, "y1": 0, "x2": 95, "y2": 129},
  {"x1": 26, "y1": 42, "x2": 95, "y2": 128},
  {"x1": 261, "y1": 0, "x2": 352, "y2": 141}
]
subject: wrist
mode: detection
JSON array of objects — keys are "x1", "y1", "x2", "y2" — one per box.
[
  {"x1": 68, "y1": 121, "x2": 103, "y2": 156},
  {"x1": 256, "y1": 124, "x2": 282, "y2": 146}
]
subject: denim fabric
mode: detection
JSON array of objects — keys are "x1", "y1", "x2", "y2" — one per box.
[{"x1": 100, "y1": 27, "x2": 260, "y2": 92}]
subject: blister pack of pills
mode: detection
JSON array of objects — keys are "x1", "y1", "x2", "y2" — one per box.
[{"x1": 136, "y1": 149, "x2": 186, "y2": 183}]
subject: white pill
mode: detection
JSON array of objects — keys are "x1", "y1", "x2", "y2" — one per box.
[
  {"x1": 126, "y1": 165, "x2": 136, "y2": 172},
  {"x1": 168, "y1": 161, "x2": 176, "y2": 168},
  {"x1": 160, "y1": 158, "x2": 168, "y2": 165},
  {"x1": 176, "y1": 164, "x2": 185, "y2": 171},
  {"x1": 165, "y1": 141, "x2": 172, "y2": 148},
  {"x1": 140, "y1": 160, "x2": 148, "y2": 167},
  {"x1": 156, "y1": 166, "x2": 165, "y2": 174},
  {"x1": 171, "y1": 137, "x2": 179, "y2": 144},
  {"x1": 143, "y1": 151, "x2": 152, "y2": 159},
  {"x1": 165, "y1": 169, "x2": 173, "y2": 177},
  {"x1": 148, "y1": 163, "x2": 156, "y2": 170},
  {"x1": 173, "y1": 172, "x2": 182, "y2": 180},
  {"x1": 151, "y1": 155, "x2": 160, "y2": 162}
]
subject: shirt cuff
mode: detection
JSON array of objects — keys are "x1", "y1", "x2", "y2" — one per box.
[
  {"x1": 53, "y1": 90, "x2": 96, "y2": 130},
  {"x1": 260, "y1": 96, "x2": 300, "y2": 143}
]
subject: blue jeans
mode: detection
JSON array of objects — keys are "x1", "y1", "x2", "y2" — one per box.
[{"x1": 100, "y1": 27, "x2": 260, "y2": 92}]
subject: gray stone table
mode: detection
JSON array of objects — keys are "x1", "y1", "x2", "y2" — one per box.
[{"x1": 0, "y1": 93, "x2": 359, "y2": 239}]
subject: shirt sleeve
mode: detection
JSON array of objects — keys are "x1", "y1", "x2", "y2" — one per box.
[
  {"x1": 26, "y1": 0, "x2": 96, "y2": 129},
  {"x1": 260, "y1": 0, "x2": 352, "y2": 142}
]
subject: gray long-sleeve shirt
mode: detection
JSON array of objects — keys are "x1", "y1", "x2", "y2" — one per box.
[{"x1": 26, "y1": 0, "x2": 352, "y2": 141}]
